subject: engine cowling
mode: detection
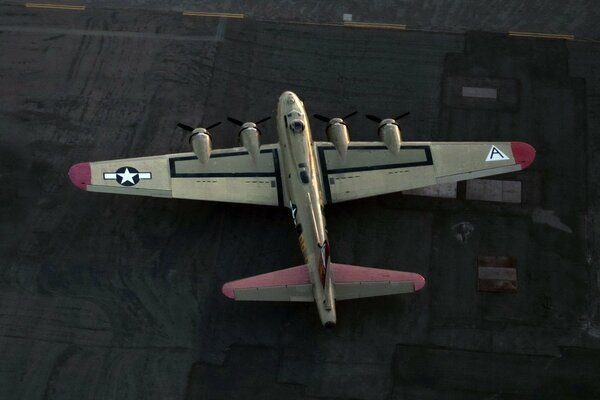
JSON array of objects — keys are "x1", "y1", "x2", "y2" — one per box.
[
  {"x1": 314, "y1": 112, "x2": 357, "y2": 159},
  {"x1": 239, "y1": 123, "x2": 261, "y2": 161},
  {"x1": 378, "y1": 119, "x2": 402, "y2": 154},
  {"x1": 190, "y1": 129, "x2": 212, "y2": 163},
  {"x1": 326, "y1": 118, "x2": 350, "y2": 158}
]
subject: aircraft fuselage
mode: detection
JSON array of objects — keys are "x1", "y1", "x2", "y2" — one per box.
[{"x1": 276, "y1": 91, "x2": 336, "y2": 326}]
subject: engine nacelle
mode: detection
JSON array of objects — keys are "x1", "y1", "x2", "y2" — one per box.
[
  {"x1": 190, "y1": 129, "x2": 212, "y2": 163},
  {"x1": 378, "y1": 119, "x2": 402, "y2": 154},
  {"x1": 326, "y1": 118, "x2": 350, "y2": 158},
  {"x1": 239, "y1": 124, "x2": 261, "y2": 161}
]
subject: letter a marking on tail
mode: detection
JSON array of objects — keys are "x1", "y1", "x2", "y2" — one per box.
[{"x1": 485, "y1": 145, "x2": 509, "y2": 162}]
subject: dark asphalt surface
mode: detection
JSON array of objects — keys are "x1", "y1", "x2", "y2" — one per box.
[
  {"x1": 4, "y1": 0, "x2": 600, "y2": 39},
  {"x1": 1, "y1": 4, "x2": 600, "y2": 399}
]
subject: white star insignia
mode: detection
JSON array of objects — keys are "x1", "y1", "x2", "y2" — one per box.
[{"x1": 117, "y1": 168, "x2": 137, "y2": 184}]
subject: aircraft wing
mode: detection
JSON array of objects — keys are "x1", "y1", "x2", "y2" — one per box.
[
  {"x1": 68, "y1": 144, "x2": 285, "y2": 206},
  {"x1": 315, "y1": 141, "x2": 535, "y2": 204}
]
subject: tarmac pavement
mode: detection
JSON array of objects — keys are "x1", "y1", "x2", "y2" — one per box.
[{"x1": 1, "y1": 3, "x2": 600, "y2": 399}]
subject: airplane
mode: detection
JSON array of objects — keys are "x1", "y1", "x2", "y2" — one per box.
[{"x1": 68, "y1": 91, "x2": 535, "y2": 327}]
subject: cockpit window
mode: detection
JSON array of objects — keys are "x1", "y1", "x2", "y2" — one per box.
[
  {"x1": 299, "y1": 170, "x2": 310, "y2": 184},
  {"x1": 290, "y1": 119, "x2": 305, "y2": 134},
  {"x1": 298, "y1": 163, "x2": 310, "y2": 184}
]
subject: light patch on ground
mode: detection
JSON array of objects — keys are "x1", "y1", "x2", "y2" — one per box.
[
  {"x1": 532, "y1": 208, "x2": 573, "y2": 233},
  {"x1": 452, "y1": 221, "x2": 474, "y2": 242}
]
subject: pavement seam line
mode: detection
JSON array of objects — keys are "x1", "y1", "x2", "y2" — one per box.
[{"x1": 0, "y1": 25, "x2": 218, "y2": 41}]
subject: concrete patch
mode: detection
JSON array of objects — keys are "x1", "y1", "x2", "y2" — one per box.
[{"x1": 532, "y1": 208, "x2": 573, "y2": 233}]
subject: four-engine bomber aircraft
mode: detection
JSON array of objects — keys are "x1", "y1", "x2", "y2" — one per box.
[{"x1": 69, "y1": 91, "x2": 535, "y2": 327}]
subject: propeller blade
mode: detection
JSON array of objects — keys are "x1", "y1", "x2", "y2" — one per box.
[
  {"x1": 313, "y1": 114, "x2": 331, "y2": 123},
  {"x1": 255, "y1": 116, "x2": 271, "y2": 125},
  {"x1": 226, "y1": 117, "x2": 244, "y2": 126},
  {"x1": 366, "y1": 114, "x2": 382, "y2": 123},
  {"x1": 206, "y1": 121, "x2": 222, "y2": 130},
  {"x1": 177, "y1": 123, "x2": 194, "y2": 132},
  {"x1": 342, "y1": 111, "x2": 358, "y2": 120},
  {"x1": 394, "y1": 112, "x2": 410, "y2": 120}
]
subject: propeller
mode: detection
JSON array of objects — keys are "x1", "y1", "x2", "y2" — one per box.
[
  {"x1": 177, "y1": 121, "x2": 222, "y2": 132},
  {"x1": 365, "y1": 112, "x2": 410, "y2": 124},
  {"x1": 313, "y1": 111, "x2": 357, "y2": 123},
  {"x1": 176, "y1": 121, "x2": 221, "y2": 143},
  {"x1": 226, "y1": 116, "x2": 271, "y2": 126},
  {"x1": 176, "y1": 123, "x2": 194, "y2": 132}
]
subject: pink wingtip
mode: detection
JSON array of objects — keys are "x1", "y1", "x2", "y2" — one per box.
[
  {"x1": 413, "y1": 274, "x2": 426, "y2": 291},
  {"x1": 68, "y1": 162, "x2": 91, "y2": 190},
  {"x1": 222, "y1": 283, "x2": 235, "y2": 299},
  {"x1": 511, "y1": 142, "x2": 536, "y2": 170}
]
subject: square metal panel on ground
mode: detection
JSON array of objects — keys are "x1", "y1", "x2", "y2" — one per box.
[
  {"x1": 477, "y1": 256, "x2": 517, "y2": 293},
  {"x1": 465, "y1": 179, "x2": 522, "y2": 203}
]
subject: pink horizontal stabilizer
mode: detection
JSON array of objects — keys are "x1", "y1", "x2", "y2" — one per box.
[
  {"x1": 511, "y1": 142, "x2": 536, "y2": 170},
  {"x1": 68, "y1": 162, "x2": 91, "y2": 190},
  {"x1": 222, "y1": 265, "x2": 310, "y2": 299},
  {"x1": 331, "y1": 263, "x2": 426, "y2": 291}
]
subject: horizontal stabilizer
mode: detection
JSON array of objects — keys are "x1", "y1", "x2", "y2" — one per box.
[
  {"x1": 222, "y1": 265, "x2": 313, "y2": 302},
  {"x1": 331, "y1": 263, "x2": 425, "y2": 300}
]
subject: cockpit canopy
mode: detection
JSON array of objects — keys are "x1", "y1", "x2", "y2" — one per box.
[
  {"x1": 286, "y1": 111, "x2": 305, "y2": 134},
  {"x1": 290, "y1": 119, "x2": 305, "y2": 134}
]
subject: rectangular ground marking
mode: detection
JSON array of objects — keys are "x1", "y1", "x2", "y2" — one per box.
[
  {"x1": 509, "y1": 31, "x2": 574, "y2": 41},
  {"x1": 343, "y1": 21, "x2": 406, "y2": 30},
  {"x1": 466, "y1": 179, "x2": 522, "y2": 203},
  {"x1": 183, "y1": 11, "x2": 244, "y2": 19},
  {"x1": 403, "y1": 182, "x2": 457, "y2": 199},
  {"x1": 477, "y1": 256, "x2": 517, "y2": 293},
  {"x1": 342, "y1": 14, "x2": 353, "y2": 22},
  {"x1": 462, "y1": 86, "x2": 498, "y2": 99},
  {"x1": 25, "y1": 3, "x2": 85, "y2": 10}
]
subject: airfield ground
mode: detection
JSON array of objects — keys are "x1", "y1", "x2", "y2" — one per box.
[{"x1": 1, "y1": 3, "x2": 600, "y2": 399}]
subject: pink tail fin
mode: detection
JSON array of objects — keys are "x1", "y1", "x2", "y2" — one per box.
[{"x1": 221, "y1": 263, "x2": 425, "y2": 302}]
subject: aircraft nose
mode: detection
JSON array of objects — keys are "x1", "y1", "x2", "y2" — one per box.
[
  {"x1": 68, "y1": 162, "x2": 91, "y2": 190},
  {"x1": 280, "y1": 91, "x2": 297, "y2": 101},
  {"x1": 511, "y1": 142, "x2": 536, "y2": 170}
]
